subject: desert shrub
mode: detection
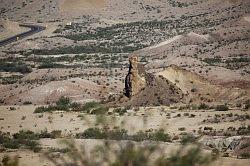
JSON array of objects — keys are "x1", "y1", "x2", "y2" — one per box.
[
  {"x1": 76, "y1": 128, "x2": 171, "y2": 142},
  {"x1": 244, "y1": 100, "x2": 250, "y2": 110},
  {"x1": 56, "y1": 96, "x2": 71, "y2": 111},
  {"x1": 0, "y1": 75, "x2": 22, "y2": 85},
  {"x1": 76, "y1": 128, "x2": 128, "y2": 140},
  {"x1": 70, "y1": 102, "x2": 81, "y2": 111},
  {"x1": 13, "y1": 130, "x2": 39, "y2": 140},
  {"x1": 149, "y1": 129, "x2": 171, "y2": 142},
  {"x1": 34, "y1": 105, "x2": 56, "y2": 113},
  {"x1": 178, "y1": 127, "x2": 186, "y2": 131},
  {"x1": 189, "y1": 114, "x2": 196, "y2": 118},
  {"x1": 45, "y1": 140, "x2": 217, "y2": 166},
  {"x1": 107, "y1": 129, "x2": 128, "y2": 140},
  {"x1": 38, "y1": 61, "x2": 66, "y2": 69},
  {"x1": 24, "y1": 140, "x2": 41, "y2": 152},
  {"x1": 191, "y1": 88, "x2": 197, "y2": 93},
  {"x1": 91, "y1": 106, "x2": 109, "y2": 115},
  {"x1": 215, "y1": 105, "x2": 229, "y2": 111},
  {"x1": 2, "y1": 139, "x2": 20, "y2": 149},
  {"x1": 111, "y1": 143, "x2": 156, "y2": 166},
  {"x1": 34, "y1": 97, "x2": 80, "y2": 113},
  {"x1": 180, "y1": 133, "x2": 197, "y2": 145},
  {"x1": 23, "y1": 101, "x2": 32, "y2": 105},
  {"x1": 0, "y1": 131, "x2": 41, "y2": 152},
  {"x1": 0, "y1": 61, "x2": 32, "y2": 74},
  {"x1": 0, "y1": 132, "x2": 20, "y2": 149},
  {"x1": 81, "y1": 101, "x2": 100, "y2": 112},
  {"x1": 33, "y1": 99, "x2": 107, "y2": 113},
  {"x1": 39, "y1": 129, "x2": 52, "y2": 138},
  {"x1": 240, "y1": 143, "x2": 250, "y2": 149},
  {"x1": 49, "y1": 130, "x2": 62, "y2": 139},
  {"x1": 203, "y1": 57, "x2": 222, "y2": 65},
  {"x1": 76, "y1": 128, "x2": 106, "y2": 139},
  {"x1": 10, "y1": 107, "x2": 16, "y2": 111},
  {"x1": 238, "y1": 152, "x2": 250, "y2": 159},
  {"x1": 156, "y1": 144, "x2": 217, "y2": 166},
  {"x1": 237, "y1": 125, "x2": 250, "y2": 135},
  {"x1": 113, "y1": 107, "x2": 128, "y2": 115},
  {"x1": 198, "y1": 103, "x2": 210, "y2": 110},
  {"x1": 132, "y1": 131, "x2": 149, "y2": 142},
  {"x1": 204, "y1": 127, "x2": 213, "y2": 130},
  {"x1": 38, "y1": 129, "x2": 61, "y2": 139}
]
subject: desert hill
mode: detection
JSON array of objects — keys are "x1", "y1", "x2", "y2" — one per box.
[
  {"x1": 0, "y1": 0, "x2": 249, "y2": 165},
  {"x1": 157, "y1": 65, "x2": 249, "y2": 105},
  {"x1": 120, "y1": 56, "x2": 249, "y2": 107}
]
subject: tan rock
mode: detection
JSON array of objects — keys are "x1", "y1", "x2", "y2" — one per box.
[{"x1": 124, "y1": 55, "x2": 146, "y2": 98}]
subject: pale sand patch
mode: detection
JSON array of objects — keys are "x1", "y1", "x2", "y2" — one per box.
[
  {"x1": 149, "y1": 35, "x2": 183, "y2": 49},
  {"x1": 243, "y1": 16, "x2": 250, "y2": 23},
  {"x1": 0, "y1": 19, "x2": 29, "y2": 40},
  {"x1": 187, "y1": 32, "x2": 211, "y2": 41},
  {"x1": 60, "y1": 0, "x2": 106, "y2": 11}
]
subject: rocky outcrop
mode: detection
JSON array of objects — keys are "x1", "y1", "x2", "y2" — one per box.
[
  {"x1": 123, "y1": 56, "x2": 184, "y2": 106},
  {"x1": 200, "y1": 136, "x2": 242, "y2": 151},
  {"x1": 124, "y1": 56, "x2": 146, "y2": 98}
]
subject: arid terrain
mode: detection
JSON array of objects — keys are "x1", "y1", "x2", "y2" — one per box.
[{"x1": 0, "y1": 0, "x2": 249, "y2": 166}]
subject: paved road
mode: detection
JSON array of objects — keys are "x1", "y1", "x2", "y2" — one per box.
[{"x1": 0, "y1": 24, "x2": 46, "y2": 47}]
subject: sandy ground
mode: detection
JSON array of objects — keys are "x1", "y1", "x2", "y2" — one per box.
[
  {"x1": 60, "y1": 0, "x2": 106, "y2": 11},
  {"x1": 0, "y1": 20, "x2": 29, "y2": 40},
  {"x1": 0, "y1": 139, "x2": 250, "y2": 166},
  {"x1": 0, "y1": 105, "x2": 249, "y2": 135}
]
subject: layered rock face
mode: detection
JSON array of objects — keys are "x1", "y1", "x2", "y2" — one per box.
[
  {"x1": 124, "y1": 56, "x2": 146, "y2": 98},
  {"x1": 123, "y1": 56, "x2": 184, "y2": 106}
]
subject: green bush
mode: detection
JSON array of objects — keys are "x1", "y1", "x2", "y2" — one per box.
[
  {"x1": 215, "y1": 105, "x2": 229, "y2": 111},
  {"x1": 107, "y1": 129, "x2": 128, "y2": 140},
  {"x1": 180, "y1": 134, "x2": 197, "y2": 145},
  {"x1": 34, "y1": 105, "x2": 56, "y2": 113},
  {"x1": 0, "y1": 61, "x2": 32, "y2": 74},
  {"x1": 91, "y1": 106, "x2": 109, "y2": 115},
  {"x1": 81, "y1": 101, "x2": 100, "y2": 112},
  {"x1": 198, "y1": 103, "x2": 210, "y2": 110},
  {"x1": 56, "y1": 96, "x2": 71, "y2": 111},
  {"x1": 2, "y1": 139, "x2": 20, "y2": 149},
  {"x1": 149, "y1": 129, "x2": 171, "y2": 142},
  {"x1": 38, "y1": 61, "x2": 66, "y2": 69},
  {"x1": 70, "y1": 102, "x2": 82, "y2": 111},
  {"x1": 38, "y1": 129, "x2": 62, "y2": 139},
  {"x1": 76, "y1": 128, "x2": 106, "y2": 139},
  {"x1": 113, "y1": 107, "x2": 128, "y2": 115},
  {"x1": 13, "y1": 130, "x2": 39, "y2": 140},
  {"x1": 0, "y1": 131, "x2": 41, "y2": 152},
  {"x1": 76, "y1": 128, "x2": 171, "y2": 142}
]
